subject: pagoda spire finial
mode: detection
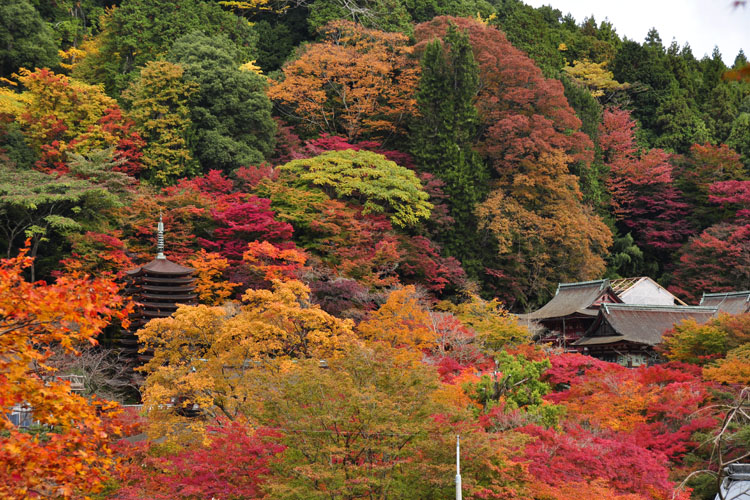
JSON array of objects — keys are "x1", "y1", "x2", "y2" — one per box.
[{"x1": 156, "y1": 212, "x2": 165, "y2": 259}]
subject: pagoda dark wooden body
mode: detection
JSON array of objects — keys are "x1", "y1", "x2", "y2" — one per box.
[{"x1": 120, "y1": 256, "x2": 196, "y2": 362}]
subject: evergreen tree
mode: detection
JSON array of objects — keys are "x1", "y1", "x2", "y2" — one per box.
[
  {"x1": 412, "y1": 24, "x2": 488, "y2": 272},
  {"x1": 168, "y1": 32, "x2": 276, "y2": 174},
  {"x1": 727, "y1": 112, "x2": 750, "y2": 168},
  {"x1": 0, "y1": 0, "x2": 59, "y2": 78},
  {"x1": 73, "y1": 0, "x2": 257, "y2": 95},
  {"x1": 734, "y1": 49, "x2": 748, "y2": 69}
]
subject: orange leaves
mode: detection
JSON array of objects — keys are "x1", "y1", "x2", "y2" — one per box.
[
  {"x1": 357, "y1": 285, "x2": 435, "y2": 351},
  {"x1": 0, "y1": 245, "x2": 131, "y2": 498},
  {"x1": 243, "y1": 240, "x2": 307, "y2": 282},
  {"x1": 268, "y1": 21, "x2": 418, "y2": 141},
  {"x1": 189, "y1": 249, "x2": 238, "y2": 305},
  {"x1": 703, "y1": 344, "x2": 750, "y2": 385}
]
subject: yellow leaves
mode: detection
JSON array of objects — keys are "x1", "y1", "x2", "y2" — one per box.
[
  {"x1": 59, "y1": 46, "x2": 90, "y2": 71},
  {"x1": 240, "y1": 59, "x2": 264, "y2": 75},
  {"x1": 446, "y1": 293, "x2": 530, "y2": 353},
  {"x1": 219, "y1": 0, "x2": 288, "y2": 15},
  {"x1": 357, "y1": 285, "x2": 435, "y2": 351},
  {"x1": 188, "y1": 249, "x2": 238, "y2": 305},
  {"x1": 0, "y1": 85, "x2": 30, "y2": 120},
  {"x1": 474, "y1": 11, "x2": 497, "y2": 26},
  {"x1": 138, "y1": 279, "x2": 356, "y2": 442},
  {"x1": 703, "y1": 344, "x2": 750, "y2": 385},
  {"x1": 562, "y1": 59, "x2": 629, "y2": 98}
]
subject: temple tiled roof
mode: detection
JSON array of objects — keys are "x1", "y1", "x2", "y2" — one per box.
[
  {"x1": 517, "y1": 279, "x2": 619, "y2": 321},
  {"x1": 700, "y1": 291, "x2": 750, "y2": 315},
  {"x1": 575, "y1": 303, "x2": 718, "y2": 347}
]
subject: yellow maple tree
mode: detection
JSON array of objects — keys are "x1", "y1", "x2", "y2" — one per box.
[{"x1": 137, "y1": 279, "x2": 355, "y2": 442}]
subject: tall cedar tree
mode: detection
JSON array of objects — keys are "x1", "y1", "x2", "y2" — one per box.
[{"x1": 412, "y1": 24, "x2": 488, "y2": 271}]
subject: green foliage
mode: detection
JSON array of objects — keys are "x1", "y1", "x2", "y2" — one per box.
[
  {"x1": 306, "y1": 0, "x2": 413, "y2": 33},
  {"x1": 0, "y1": 0, "x2": 59, "y2": 78},
  {"x1": 492, "y1": 0, "x2": 567, "y2": 76},
  {"x1": 281, "y1": 149, "x2": 432, "y2": 227},
  {"x1": 252, "y1": 20, "x2": 297, "y2": 73},
  {"x1": 469, "y1": 351, "x2": 562, "y2": 427},
  {"x1": 560, "y1": 75, "x2": 605, "y2": 204},
  {"x1": 122, "y1": 61, "x2": 199, "y2": 185},
  {"x1": 168, "y1": 32, "x2": 275, "y2": 174},
  {"x1": 412, "y1": 24, "x2": 488, "y2": 264},
  {"x1": 652, "y1": 88, "x2": 710, "y2": 153},
  {"x1": 0, "y1": 165, "x2": 123, "y2": 279},
  {"x1": 611, "y1": 37, "x2": 676, "y2": 143},
  {"x1": 605, "y1": 231, "x2": 650, "y2": 278},
  {"x1": 74, "y1": 0, "x2": 258, "y2": 95},
  {"x1": 727, "y1": 112, "x2": 750, "y2": 168},
  {"x1": 0, "y1": 123, "x2": 37, "y2": 170}
]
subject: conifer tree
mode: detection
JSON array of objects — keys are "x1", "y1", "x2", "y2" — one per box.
[{"x1": 412, "y1": 24, "x2": 488, "y2": 271}]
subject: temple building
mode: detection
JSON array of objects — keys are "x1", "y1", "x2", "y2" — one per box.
[
  {"x1": 516, "y1": 279, "x2": 622, "y2": 347},
  {"x1": 610, "y1": 276, "x2": 687, "y2": 306},
  {"x1": 573, "y1": 303, "x2": 718, "y2": 366},
  {"x1": 699, "y1": 291, "x2": 750, "y2": 314},
  {"x1": 119, "y1": 216, "x2": 196, "y2": 363}
]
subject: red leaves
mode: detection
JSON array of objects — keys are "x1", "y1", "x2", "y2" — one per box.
[
  {"x1": 600, "y1": 108, "x2": 693, "y2": 253},
  {"x1": 199, "y1": 197, "x2": 294, "y2": 263},
  {"x1": 116, "y1": 421, "x2": 285, "y2": 500},
  {"x1": 518, "y1": 423, "x2": 674, "y2": 498}
]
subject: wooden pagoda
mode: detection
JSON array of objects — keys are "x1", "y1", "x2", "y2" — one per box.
[{"x1": 119, "y1": 216, "x2": 197, "y2": 363}]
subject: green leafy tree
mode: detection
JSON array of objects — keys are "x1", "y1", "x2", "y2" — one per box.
[
  {"x1": 469, "y1": 351, "x2": 562, "y2": 427},
  {"x1": 168, "y1": 32, "x2": 275, "y2": 174},
  {"x1": 0, "y1": 165, "x2": 125, "y2": 280},
  {"x1": 727, "y1": 112, "x2": 750, "y2": 168},
  {"x1": 412, "y1": 24, "x2": 488, "y2": 266},
  {"x1": 611, "y1": 36, "x2": 676, "y2": 144},
  {"x1": 74, "y1": 0, "x2": 257, "y2": 95},
  {"x1": 122, "y1": 61, "x2": 199, "y2": 185},
  {"x1": 0, "y1": 0, "x2": 59, "y2": 78},
  {"x1": 281, "y1": 149, "x2": 432, "y2": 228}
]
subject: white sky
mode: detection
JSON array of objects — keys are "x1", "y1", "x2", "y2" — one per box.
[{"x1": 523, "y1": 0, "x2": 749, "y2": 65}]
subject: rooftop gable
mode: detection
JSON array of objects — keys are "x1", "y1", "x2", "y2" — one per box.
[{"x1": 610, "y1": 276, "x2": 687, "y2": 306}]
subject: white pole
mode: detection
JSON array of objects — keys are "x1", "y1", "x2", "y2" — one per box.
[{"x1": 456, "y1": 434, "x2": 462, "y2": 500}]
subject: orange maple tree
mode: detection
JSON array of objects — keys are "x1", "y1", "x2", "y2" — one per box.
[
  {"x1": 268, "y1": 20, "x2": 418, "y2": 142},
  {"x1": 0, "y1": 245, "x2": 132, "y2": 498}
]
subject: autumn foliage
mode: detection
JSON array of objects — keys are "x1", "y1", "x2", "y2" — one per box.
[{"x1": 0, "y1": 245, "x2": 131, "y2": 498}]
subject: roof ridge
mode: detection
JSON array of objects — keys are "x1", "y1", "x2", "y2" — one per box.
[
  {"x1": 557, "y1": 279, "x2": 609, "y2": 289},
  {"x1": 602, "y1": 303, "x2": 717, "y2": 312},
  {"x1": 701, "y1": 290, "x2": 750, "y2": 298}
]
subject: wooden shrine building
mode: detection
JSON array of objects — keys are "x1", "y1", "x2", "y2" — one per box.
[
  {"x1": 573, "y1": 303, "x2": 718, "y2": 367},
  {"x1": 119, "y1": 216, "x2": 196, "y2": 363},
  {"x1": 699, "y1": 291, "x2": 750, "y2": 315},
  {"x1": 516, "y1": 279, "x2": 622, "y2": 348}
]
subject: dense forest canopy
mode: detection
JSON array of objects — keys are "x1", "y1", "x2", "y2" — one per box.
[{"x1": 1, "y1": 0, "x2": 750, "y2": 499}]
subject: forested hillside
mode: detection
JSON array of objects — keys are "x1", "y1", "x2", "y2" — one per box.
[{"x1": 1, "y1": 0, "x2": 749, "y2": 499}]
